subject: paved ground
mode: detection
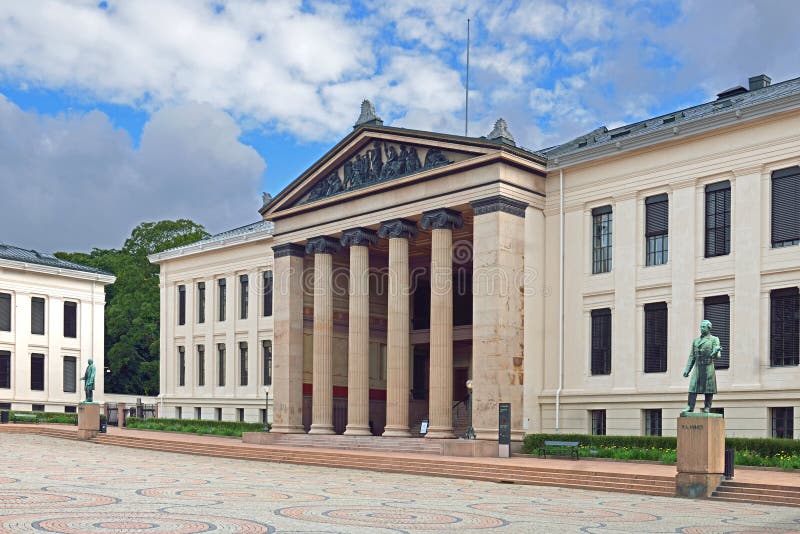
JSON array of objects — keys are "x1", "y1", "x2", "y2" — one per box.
[{"x1": 0, "y1": 433, "x2": 799, "y2": 533}]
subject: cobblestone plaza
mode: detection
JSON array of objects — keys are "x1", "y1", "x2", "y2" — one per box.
[{"x1": 0, "y1": 434, "x2": 798, "y2": 533}]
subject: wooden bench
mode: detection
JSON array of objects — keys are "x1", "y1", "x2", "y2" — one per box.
[
  {"x1": 538, "y1": 440, "x2": 580, "y2": 460},
  {"x1": 11, "y1": 413, "x2": 38, "y2": 424}
]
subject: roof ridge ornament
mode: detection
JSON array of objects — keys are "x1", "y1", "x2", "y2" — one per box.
[
  {"x1": 487, "y1": 118, "x2": 516, "y2": 146},
  {"x1": 354, "y1": 99, "x2": 383, "y2": 128}
]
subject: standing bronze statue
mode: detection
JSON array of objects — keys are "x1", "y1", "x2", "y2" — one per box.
[
  {"x1": 682, "y1": 320, "x2": 722, "y2": 413},
  {"x1": 81, "y1": 357, "x2": 96, "y2": 403}
]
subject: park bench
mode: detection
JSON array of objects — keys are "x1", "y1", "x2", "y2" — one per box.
[
  {"x1": 11, "y1": 413, "x2": 38, "y2": 424},
  {"x1": 538, "y1": 440, "x2": 580, "y2": 460}
]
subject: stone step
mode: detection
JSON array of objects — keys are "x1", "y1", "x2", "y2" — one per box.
[
  {"x1": 714, "y1": 484, "x2": 800, "y2": 499},
  {"x1": 717, "y1": 480, "x2": 800, "y2": 494},
  {"x1": 710, "y1": 492, "x2": 800, "y2": 507}
]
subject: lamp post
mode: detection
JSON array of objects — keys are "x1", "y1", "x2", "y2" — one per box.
[
  {"x1": 263, "y1": 387, "x2": 270, "y2": 432},
  {"x1": 465, "y1": 379, "x2": 475, "y2": 440}
]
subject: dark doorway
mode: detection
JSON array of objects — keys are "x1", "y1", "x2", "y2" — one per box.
[
  {"x1": 453, "y1": 367, "x2": 469, "y2": 402},
  {"x1": 412, "y1": 346, "x2": 429, "y2": 400}
]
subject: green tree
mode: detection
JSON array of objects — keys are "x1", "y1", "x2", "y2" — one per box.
[{"x1": 56, "y1": 219, "x2": 209, "y2": 395}]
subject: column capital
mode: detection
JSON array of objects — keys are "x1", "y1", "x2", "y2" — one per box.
[
  {"x1": 471, "y1": 195, "x2": 528, "y2": 218},
  {"x1": 341, "y1": 228, "x2": 378, "y2": 248},
  {"x1": 272, "y1": 243, "x2": 305, "y2": 258},
  {"x1": 378, "y1": 219, "x2": 418, "y2": 239},
  {"x1": 305, "y1": 236, "x2": 341, "y2": 255},
  {"x1": 420, "y1": 208, "x2": 463, "y2": 230}
]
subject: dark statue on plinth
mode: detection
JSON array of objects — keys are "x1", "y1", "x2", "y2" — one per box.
[
  {"x1": 81, "y1": 357, "x2": 96, "y2": 403},
  {"x1": 682, "y1": 320, "x2": 722, "y2": 414}
]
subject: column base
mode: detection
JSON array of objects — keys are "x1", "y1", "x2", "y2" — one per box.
[
  {"x1": 344, "y1": 425, "x2": 371, "y2": 436},
  {"x1": 308, "y1": 424, "x2": 335, "y2": 435},
  {"x1": 676, "y1": 473, "x2": 723, "y2": 498},
  {"x1": 382, "y1": 427, "x2": 412, "y2": 438},
  {"x1": 270, "y1": 424, "x2": 306, "y2": 434},
  {"x1": 425, "y1": 427, "x2": 456, "y2": 439}
]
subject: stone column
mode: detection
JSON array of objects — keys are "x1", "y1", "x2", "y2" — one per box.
[
  {"x1": 471, "y1": 196, "x2": 527, "y2": 441},
  {"x1": 341, "y1": 228, "x2": 377, "y2": 435},
  {"x1": 421, "y1": 208, "x2": 463, "y2": 439},
  {"x1": 306, "y1": 236, "x2": 340, "y2": 435},
  {"x1": 270, "y1": 243, "x2": 306, "y2": 434},
  {"x1": 380, "y1": 219, "x2": 418, "y2": 437}
]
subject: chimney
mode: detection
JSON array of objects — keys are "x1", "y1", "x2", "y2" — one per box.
[{"x1": 748, "y1": 74, "x2": 771, "y2": 91}]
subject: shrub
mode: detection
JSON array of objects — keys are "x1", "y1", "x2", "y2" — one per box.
[
  {"x1": 5, "y1": 410, "x2": 78, "y2": 425},
  {"x1": 125, "y1": 417, "x2": 268, "y2": 437}
]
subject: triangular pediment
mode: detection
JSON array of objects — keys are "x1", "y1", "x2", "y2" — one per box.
[{"x1": 262, "y1": 126, "x2": 510, "y2": 215}]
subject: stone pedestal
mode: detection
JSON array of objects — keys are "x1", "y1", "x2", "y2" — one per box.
[
  {"x1": 78, "y1": 403, "x2": 101, "y2": 440},
  {"x1": 676, "y1": 413, "x2": 725, "y2": 498}
]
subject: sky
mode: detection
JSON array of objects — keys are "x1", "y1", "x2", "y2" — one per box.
[{"x1": 1, "y1": 0, "x2": 799, "y2": 253}]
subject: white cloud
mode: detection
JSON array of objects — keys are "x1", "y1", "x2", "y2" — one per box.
[{"x1": 0, "y1": 96, "x2": 265, "y2": 252}]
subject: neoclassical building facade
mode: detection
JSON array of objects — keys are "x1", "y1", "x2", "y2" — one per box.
[{"x1": 153, "y1": 74, "x2": 800, "y2": 440}]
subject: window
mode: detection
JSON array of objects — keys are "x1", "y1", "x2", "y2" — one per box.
[
  {"x1": 197, "y1": 345, "x2": 205, "y2": 386},
  {"x1": 237, "y1": 408, "x2": 245, "y2": 422},
  {"x1": 197, "y1": 282, "x2": 206, "y2": 324},
  {"x1": 770, "y1": 288, "x2": 799, "y2": 366},
  {"x1": 63, "y1": 356, "x2": 77, "y2": 393},
  {"x1": 704, "y1": 296, "x2": 731, "y2": 369},
  {"x1": 178, "y1": 346, "x2": 186, "y2": 387},
  {"x1": 261, "y1": 408, "x2": 267, "y2": 425},
  {"x1": 217, "y1": 344, "x2": 226, "y2": 387},
  {"x1": 592, "y1": 205, "x2": 613, "y2": 274},
  {"x1": 262, "y1": 340, "x2": 272, "y2": 386},
  {"x1": 590, "y1": 308, "x2": 612, "y2": 375},
  {"x1": 771, "y1": 167, "x2": 800, "y2": 248},
  {"x1": 176, "y1": 406, "x2": 182, "y2": 419},
  {"x1": 218, "y1": 279, "x2": 226, "y2": 321},
  {"x1": 710, "y1": 407, "x2": 724, "y2": 417},
  {"x1": 240, "y1": 275, "x2": 249, "y2": 320},
  {"x1": 64, "y1": 405, "x2": 76, "y2": 413},
  {"x1": 645, "y1": 194, "x2": 669, "y2": 266},
  {"x1": 63, "y1": 301, "x2": 77, "y2": 338},
  {"x1": 263, "y1": 271, "x2": 273, "y2": 317},
  {"x1": 705, "y1": 181, "x2": 731, "y2": 257},
  {"x1": 30, "y1": 353, "x2": 45, "y2": 391},
  {"x1": 0, "y1": 351, "x2": 10, "y2": 388},
  {"x1": 194, "y1": 407, "x2": 202, "y2": 419},
  {"x1": 644, "y1": 409, "x2": 662, "y2": 436},
  {"x1": 31, "y1": 297, "x2": 45, "y2": 335},
  {"x1": 32, "y1": 403, "x2": 45, "y2": 412},
  {"x1": 215, "y1": 407, "x2": 222, "y2": 421},
  {"x1": 239, "y1": 342, "x2": 248, "y2": 386},
  {"x1": 771, "y1": 407, "x2": 793, "y2": 438},
  {"x1": 0, "y1": 292, "x2": 11, "y2": 331},
  {"x1": 644, "y1": 302, "x2": 668, "y2": 373},
  {"x1": 591, "y1": 410, "x2": 606, "y2": 435},
  {"x1": 177, "y1": 285, "x2": 186, "y2": 325}
]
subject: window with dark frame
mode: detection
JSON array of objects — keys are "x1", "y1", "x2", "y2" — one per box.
[
  {"x1": 645, "y1": 194, "x2": 669, "y2": 266},
  {"x1": 178, "y1": 346, "x2": 185, "y2": 387},
  {"x1": 644, "y1": 409, "x2": 662, "y2": 436},
  {"x1": 705, "y1": 181, "x2": 731, "y2": 257},
  {"x1": 63, "y1": 356, "x2": 76, "y2": 393},
  {"x1": 195, "y1": 407, "x2": 201, "y2": 419},
  {"x1": 262, "y1": 340, "x2": 272, "y2": 386},
  {"x1": 591, "y1": 409, "x2": 606, "y2": 435},
  {"x1": 0, "y1": 351, "x2": 10, "y2": 388},
  {"x1": 771, "y1": 167, "x2": 800, "y2": 248},
  {"x1": 177, "y1": 285, "x2": 186, "y2": 325},
  {"x1": 30, "y1": 353, "x2": 45, "y2": 391},
  {"x1": 771, "y1": 407, "x2": 794, "y2": 439},
  {"x1": 197, "y1": 345, "x2": 205, "y2": 386},
  {"x1": 644, "y1": 302, "x2": 668, "y2": 373},
  {"x1": 239, "y1": 341, "x2": 248, "y2": 386},
  {"x1": 31, "y1": 297, "x2": 45, "y2": 335},
  {"x1": 197, "y1": 282, "x2": 206, "y2": 324},
  {"x1": 217, "y1": 343, "x2": 226, "y2": 387},
  {"x1": 32, "y1": 403, "x2": 44, "y2": 412},
  {"x1": 218, "y1": 279, "x2": 226, "y2": 321},
  {"x1": 240, "y1": 275, "x2": 249, "y2": 320},
  {"x1": 215, "y1": 407, "x2": 222, "y2": 421},
  {"x1": 0, "y1": 292, "x2": 10, "y2": 331},
  {"x1": 704, "y1": 295, "x2": 731, "y2": 369},
  {"x1": 238, "y1": 408, "x2": 245, "y2": 422},
  {"x1": 263, "y1": 270, "x2": 273, "y2": 317},
  {"x1": 592, "y1": 205, "x2": 613, "y2": 274},
  {"x1": 64, "y1": 405, "x2": 76, "y2": 413},
  {"x1": 176, "y1": 406, "x2": 182, "y2": 419},
  {"x1": 770, "y1": 288, "x2": 799, "y2": 367},
  {"x1": 63, "y1": 301, "x2": 77, "y2": 338},
  {"x1": 590, "y1": 308, "x2": 612, "y2": 375}
]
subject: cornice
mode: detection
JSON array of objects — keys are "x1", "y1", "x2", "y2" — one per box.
[
  {"x1": 471, "y1": 195, "x2": 528, "y2": 218},
  {"x1": 0, "y1": 259, "x2": 115, "y2": 284},
  {"x1": 272, "y1": 243, "x2": 305, "y2": 258},
  {"x1": 148, "y1": 227, "x2": 274, "y2": 264}
]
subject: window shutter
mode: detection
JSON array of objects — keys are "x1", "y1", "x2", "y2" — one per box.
[
  {"x1": 590, "y1": 308, "x2": 612, "y2": 375},
  {"x1": 772, "y1": 168, "x2": 800, "y2": 246},
  {"x1": 0, "y1": 351, "x2": 10, "y2": 388},
  {"x1": 704, "y1": 296, "x2": 730, "y2": 369},
  {"x1": 263, "y1": 340, "x2": 272, "y2": 386},
  {"x1": 263, "y1": 271, "x2": 273, "y2": 317},
  {"x1": 705, "y1": 181, "x2": 731, "y2": 257},
  {"x1": 30, "y1": 354, "x2": 45, "y2": 390},
  {"x1": 63, "y1": 356, "x2": 76, "y2": 393},
  {"x1": 592, "y1": 205, "x2": 612, "y2": 216},
  {"x1": 31, "y1": 297, "x2": 45, "y2": 335},
  {"x1": 240, "y1": 342, "x2": 248, "y2": 386},
  {"x1": 645, "y1": 194, "x2": 669, "y2": 236},
  {"x1": 644, "y1": 302, "x2": 668, "y2": 373},
  {"x1": 63, "y1": 302, "x2": 77, "y2": 338},
  {"x1": 0, "y1": 293, "x2": 10, "y2": 331},
  {"x1": 770, "y1": 288, "x2": 800, "y2": 366}
]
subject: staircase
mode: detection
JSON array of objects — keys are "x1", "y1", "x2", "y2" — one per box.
[
  {"x1": 0, "y1": 424, "x2": 78, "y2": 440},
  {"x1": 243, "y1": 433, "x2": 443, "y2": 455},
  {"x1": 711, "y1": 480, "x2": 800, "y2": 507}
]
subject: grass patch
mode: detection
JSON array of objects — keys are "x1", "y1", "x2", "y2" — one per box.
[
  {"x1": 2, "y1": 410, "x2": 78, "y2": 425},
  {"x1": 125, "y1": 417, "x2": 268, "y2": 438}
]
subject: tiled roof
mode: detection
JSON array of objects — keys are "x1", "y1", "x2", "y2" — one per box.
[
  {"x1": 156, "y1": 220, "x2": 274, "y2": 256},
  {"x1": 0, "y1": 243, "x2": 113, "y2": 276},
  {"x1": 541, "y1": 75, "x2": 800, "y2": 158}
]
